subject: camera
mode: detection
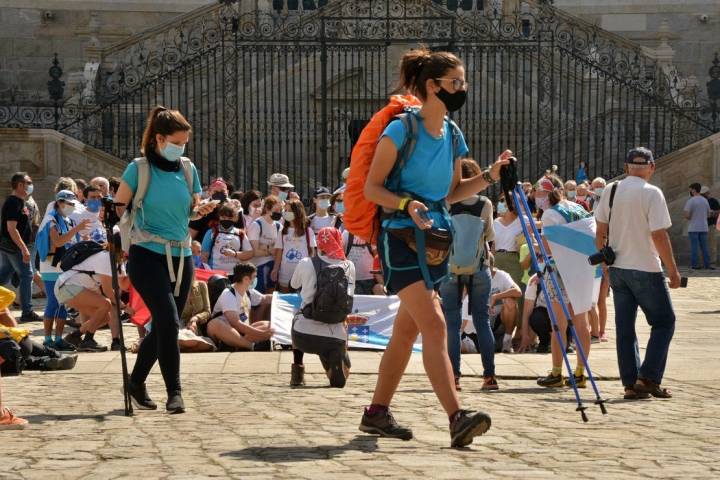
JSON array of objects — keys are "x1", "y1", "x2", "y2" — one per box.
[
  {"x1": 588, "y1": 245, "x2": 616, "y2": 266},
  {"x1": 101, "y1": 196, "x2": 121, "y2": 228},
  {"x1": 500, "y1": 156, "x2": 519, "y2": 194}
]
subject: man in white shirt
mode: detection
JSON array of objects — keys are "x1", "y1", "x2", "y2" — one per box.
[{"x1": 595, "y1": 147, "x2": 680, "y2": 400}]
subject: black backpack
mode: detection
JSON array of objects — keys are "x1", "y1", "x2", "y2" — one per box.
[
  {"x1": 207, "y1": 275, "x2": 232, "y2": 314},
  {"x1": 0, "y1": 338, "x2": 25, "y2": 376},
  {"x1": 302, "y1": 256, "x2": 353, "y2": 324},
  {"x1": 59, "y1": 241, "x2": 105, "y2": 273}
]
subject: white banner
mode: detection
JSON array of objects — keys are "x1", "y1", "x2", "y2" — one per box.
[
  {"x1": 543, "y1": 217, "x2": 602, "y2": 314},
  {"x1": 271, "y1": 293, "x2": 422, "y2": 352}
]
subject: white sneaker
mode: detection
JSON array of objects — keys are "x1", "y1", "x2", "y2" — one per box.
[{"x1": 502, "y1": 337, "x2": 513, "y2": 353}]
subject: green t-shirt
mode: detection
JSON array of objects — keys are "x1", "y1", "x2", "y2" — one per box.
[{"x1": 122, "y1": 161, "x2": 201, "y2": 257}]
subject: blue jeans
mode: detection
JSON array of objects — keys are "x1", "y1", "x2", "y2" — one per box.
[
  {"x1": 688, "y1": 231, "x2": 711, "y2": 268},
  {"x1": 440, "y1": 267, "x2": 495, "y2": 377},
  {"x1": 609, "y1": 268, "x2": 676, "y2": 387},
  {"x1": 0, "y1": 249, "x2": 33, "y2": 315}
]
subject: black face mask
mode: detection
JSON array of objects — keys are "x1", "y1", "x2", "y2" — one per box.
[
  {"x1": 212, "y1": 191, "x2": 227, "y2": 202},
  {"x1": 270, "y1": 212, "x2": 282, "y2": 221},
  {"x1": 219, "y1": 220, "x2": 234, "y2": 230},
  {"x1": 436, "y1": 87, "x2": 467, "y2": 112}
]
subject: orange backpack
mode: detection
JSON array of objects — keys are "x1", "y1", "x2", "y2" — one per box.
[{"x1": 344, "y1": 95, "x2": 423, "y2": 245}]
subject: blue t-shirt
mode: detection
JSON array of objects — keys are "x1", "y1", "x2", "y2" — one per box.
[
  {"x1": 381, "y1": 116, "x2": 469, "y2": 229},
  {"x1": 122, "y1": 161, "x2": 202, "y2": 257}
]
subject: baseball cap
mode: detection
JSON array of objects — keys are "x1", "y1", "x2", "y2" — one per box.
[
  {"x1": 535, "y1": 177, "x2": 555, "y2": 193},
  {"x1": 55, "y1": 190, "x2": 78, "y2": 205},
  {"x1": 314, "y1": 186, "x2": 331, "y2": 198},
  {"x1": 700, "y1": 186, "x2": 710, "y2": 195},
  {"x1": 267, "y1": 173, "x2": 294, "y2": 189},
  {"x1": 625, "y1": 147, "x2": 654, "y2": 165}
]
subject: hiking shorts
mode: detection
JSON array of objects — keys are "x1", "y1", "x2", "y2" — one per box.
[
  {"x1": 379, "y1": 229, "x2": 448, "y2": 294},
  {"x1": 54, "y1": 283, "x2": 84, "y2": 305}
]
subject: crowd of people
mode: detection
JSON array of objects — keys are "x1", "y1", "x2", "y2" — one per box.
[{"x1": 0, "y1": 47, "x2": 700, "y2": 446}]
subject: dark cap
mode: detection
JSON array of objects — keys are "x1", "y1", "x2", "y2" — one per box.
[
  {"x1": 314, "y1": 186, "x2": 331, "y2": 197},
  {"x1": 625, "y1": 147, "x2": 654, "y2": 165}
]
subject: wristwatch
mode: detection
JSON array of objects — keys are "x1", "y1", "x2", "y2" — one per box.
[{"x1": 482, "y1": 168, "x2": 495, "y2": 184}]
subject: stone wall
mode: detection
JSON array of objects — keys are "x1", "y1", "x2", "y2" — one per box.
[
  {"x1": 0, "y1": 128, "x2": 126, "y2": 210},
  {"x1": 555, "y1": 0, "x2": 720, "y2": 83},
  {"x1": 652, "y1": 132, "x2": 720, "y2": 265}
]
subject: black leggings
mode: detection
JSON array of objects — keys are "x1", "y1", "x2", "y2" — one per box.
[{"x1": 128, "y1": 245, "x2": 193, "y2": 395}]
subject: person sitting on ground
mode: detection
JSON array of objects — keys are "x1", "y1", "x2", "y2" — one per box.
[
  {"x1": 204, "y1": 263, "x2": 273, "y2": 351},
  {"x1": 178, "y1": 279, "x2": 215, "y2": 353},
  {"x1": 191, "y1": 241, "x2": 209, "y2": 270},
  {"x1": 488, "y1": 257, "x2": 523, "y2": 353},
  {"x1": 54, "y1": 238, "x2": 124, "y2": 352},
  {"x1": 290, "y1": 227, "x2": 358, "y2": 388},
  {"x1": 200, "y1": 204, "x2": 253, "y2": 274},
  {"x1": 309, "y1": 187, "x2": 338, "y2": 235}
]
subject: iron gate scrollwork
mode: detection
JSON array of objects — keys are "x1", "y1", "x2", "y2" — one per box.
[{"x1": 1, "y1": 0, "x2": 717, "y2": 197}]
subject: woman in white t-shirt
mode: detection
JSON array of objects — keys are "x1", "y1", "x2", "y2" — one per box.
[
  {"x1": 341, "y1": 230, "x2": 376, "y2": 295},
  {"x1": 534, "y1": 175, "x2": 592, "y2": 388},
  {"x1": 308, "y1": 187, "x2": 338, "y2": 235},
  {"x1": 241, "y1": 190, "x2": 263, "y2": 231},
  {"x1": 200, "y1": 204, "x2": 253, "y2": 274},
  {"x1": 271, "y1": 199, "x2": 316, "y2": 292},
  {"x1": 54, "y1": 242, "x2": 123, "y2": 352},
  {"x1": 247, "y1": 196, "x2": 283, "y2": 293},
  {"x1": 205, "y1": 263, "x2": 273, "y2": 351}
]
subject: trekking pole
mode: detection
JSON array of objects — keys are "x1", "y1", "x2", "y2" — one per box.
[
  {"x1": 509, "y1": 183, "x2": 606, "y2": 416},
  {"x1": 508, "y1": 186, "x2": 589, "y2": 422},
  {"x1": 102, "y1": 199, "x2": 133, "y2": 417}
]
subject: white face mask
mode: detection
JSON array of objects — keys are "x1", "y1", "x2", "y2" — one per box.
[
  {"x1": 283, "y1": 211, "x2": 295, "y2": 222},
  {"x1": 567, "y1": 190, "x2": 576, "y2": 200},
  {"x1": 60, "y1": 205, "x2": 74, "y2": 217},
  {"x1": 25, "y1": 184, "x2": 34, "y2": 196},
  {"x1": 594, "y1": 187, "x2": 604, "y2": 197},
  {"x1": 318, "y1": 199, "x2": 331, "y2": 210},
  {"x1": 278, "y1": 191, "x2": 289, "y2": 202},
  {"x1": 536, "y1": 196, "x2": 550, "y2": 211},
  {"x1": 496, "y1": 202, "x2": 508, "y2": 215}
]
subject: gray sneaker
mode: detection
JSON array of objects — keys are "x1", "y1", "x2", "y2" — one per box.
[
  {"x1": 450, "y1": 410, "x2": 492, "y2": 448},
  {"x1": 359, "y1": 409, "x2": 413, "y2": 441},
  {"x1": 77, "y1": 338, "x2": 108, "y2": 352}
]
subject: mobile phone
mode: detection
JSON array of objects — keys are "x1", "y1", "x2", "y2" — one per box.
[
  {"x1": 415, "y1": 208, "x2": 431, "y2": 224},
  {"x1": 680, "y1": 276, "x2": 688, "y2": 288}
]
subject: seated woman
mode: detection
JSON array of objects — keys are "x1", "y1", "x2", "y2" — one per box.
[
  {"x1": 290, "y1": 227, "x2": 361, "y2": 389},
  {"x1": 54, "y1": 237, "x2": 123, "y2": 352},
  {"x1": 179, "y1": 279, "x2": 215, "y2": 353},
  {"x1": 205, "y1": 263, "x2": 274, "y2": 351}
]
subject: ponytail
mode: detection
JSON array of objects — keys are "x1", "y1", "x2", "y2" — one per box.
[
  {"x1": 140, "y1": 105, "x2": 192, "y2": 155},
  {"x1": 396, "y1": 47, "x2": 462, "y2": 100}
]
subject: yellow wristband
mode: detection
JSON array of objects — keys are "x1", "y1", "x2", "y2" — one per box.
[{"x1": 398, "y1": 197, "x2": 411, "y2": 213}]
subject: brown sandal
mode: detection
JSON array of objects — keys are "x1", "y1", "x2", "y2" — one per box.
[
  {"x1": 623, "y1": 386, "x2": 650, "y2": 400},
  {"x1": 634, "y1": 378, "x2": 672, "y2": 399}
]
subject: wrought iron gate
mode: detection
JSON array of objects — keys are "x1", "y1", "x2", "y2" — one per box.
[{"x1": 1, "y1": 0, "x2": 716, "y2": 197}]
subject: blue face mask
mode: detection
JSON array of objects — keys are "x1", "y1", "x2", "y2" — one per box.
[
  {"x1": 192, "y1": 255, "x2": 202, "y2": 267},
  {"x1": 86, "y1": 199, "x2": 101, "y2": 213},
  {"x1": 250, "y1": 277, "x2": 258, "y2": 290},
  {"x1": 278, "y1": 191, "x2": 289, "y2": 202},
  {"x1": 160, "y1": 142, "x2": 185, "y2": 161},
  {"x1": 496, "y1": 202, "x2": 508, "y2": 215},
  {"x1": 334, "y1": 202, "x2": 345, "y2": 214}
]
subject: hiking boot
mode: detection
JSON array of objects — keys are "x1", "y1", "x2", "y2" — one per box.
[
  {"x1": 54, "y1": 338, "x2": 77, "y2": 352},
  {"x1": 564, "y1": 374, "x2": 587, "y2": 388},
  {"x1": 77, "y1": 338, "x2": 108, "y2": 352},
  {"x1": 63, "y1": 330, "x2": 82, "y2": 348},
  {"x1": 166, "y1": 392, "x2": 185, "y2": 414},
  {"x1": 481, "y1": 376, "x2": 499, "y2": 391},
  {"x1": 19, "y1": 311, "x2": 42, "y2": 323},
  {"x1": 127, "y1": 381, "x2": 157, "y2": 410},
  {"x1": 0, "y1": 408, "x2": 28, "y2": 430},
  {"x1": 290, "y1": 364, "x2": 305, "y2": 388},
  {"x1": 43, "y1": 354, "x2": 78, "y2": 371},
  {"x1": 537, "y1": 372, "x2": 564, "y2": 388},
  {"x1": 450, "y1": 409, "x2": 492, "y2": 448},
  {"x1": 359, "y1": 408, "x2": 413, "y2": 441},
  {"x1": 111, "y1": 338, "x2": 122, "y2": 352}
]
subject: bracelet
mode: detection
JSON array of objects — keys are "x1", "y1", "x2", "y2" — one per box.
[
  {"x1": 398, "y1": 197, "x2": 412, "y2": 213},
  {"x1": 481, "y1": 168, "x2": 496, "y2": 184}
]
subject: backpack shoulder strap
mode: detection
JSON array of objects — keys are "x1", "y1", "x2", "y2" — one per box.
[
  {"x1": 133, "y1": 158, "x2": 151, "y2": 208},
  {"x1": 345, "y1": 233, "x2": 354, "y2": 257},
  {"x1": 397, "y1": 110, "x2": 420, "y2": 170},
  {"x1": 446, "y1": 117, "x2": 463, "y2": 161},
  {"x1": 306, "y1": 227, "x2": 312, "y2": 256},
  {"x1": 310, "y1": 255, "x2": 323, "y2": 278}
]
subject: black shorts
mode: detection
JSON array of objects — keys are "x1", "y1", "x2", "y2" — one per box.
[
  {"x1": 378, "y1": 229, "x2": 448, "y2": 294},
  {"x1": 292, "y1": 330, "x2": 350, "y2": 372}
]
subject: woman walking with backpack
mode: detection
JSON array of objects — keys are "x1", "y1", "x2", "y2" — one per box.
[
  {"x1": 114, "y1": 106, "x2": 215, "y2": 414},
  {"x1": 358, "y1": 48, "x2": 512, "y2": 448}
]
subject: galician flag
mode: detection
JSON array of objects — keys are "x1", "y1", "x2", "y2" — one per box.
[{"x1": 542, "y1": 217, "x2": 602, "y2": 314}]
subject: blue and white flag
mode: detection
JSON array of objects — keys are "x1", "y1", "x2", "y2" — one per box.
[
  {"x1": 543, "y1": 217, "x2": 602, "y2": 314},
  {"x1": 271, "y1": 293, "x2": 422, "y2": 352}
]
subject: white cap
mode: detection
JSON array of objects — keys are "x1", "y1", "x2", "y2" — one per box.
[{"x1": 700, "y1": 186, "x2": 710, "y2": 194}]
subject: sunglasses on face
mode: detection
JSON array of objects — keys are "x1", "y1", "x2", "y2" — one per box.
[{"x1": 435, "y1": 78, "x2": 468, "y2": 91}]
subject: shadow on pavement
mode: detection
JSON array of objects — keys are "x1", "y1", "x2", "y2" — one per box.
[
  {"x1": 20, "y1": 410, "x2": 127, "y2": 423},
  {"x1": 221, "y1": 435, "x2": 379, "y2": 462}
]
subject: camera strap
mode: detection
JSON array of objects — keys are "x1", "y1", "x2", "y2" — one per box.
[{"x1": 605, "y1": 182, "x2": 620, "y2": 247}]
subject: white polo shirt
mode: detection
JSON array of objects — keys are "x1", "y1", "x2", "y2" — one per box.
[{"x1": 594, "y1": 176, "x2": 672, "y2": 273}]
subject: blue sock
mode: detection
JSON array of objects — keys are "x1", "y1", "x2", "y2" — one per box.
[
  {"x1": 45, "y1": 335, "x2": 53, "y2": 344},
  {"x1": 55, "y1": 334, "x2": 63, "y2": 344}
]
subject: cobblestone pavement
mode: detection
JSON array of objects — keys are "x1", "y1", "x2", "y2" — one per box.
[{"x1": 1, "y1": 273, "x2": 718, "y2": 479}]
